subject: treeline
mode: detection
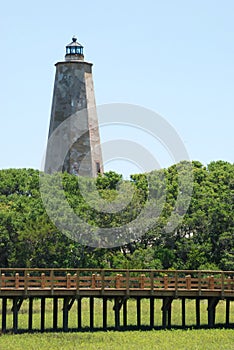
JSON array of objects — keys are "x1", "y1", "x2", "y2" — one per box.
[{"x1": 0, "y1": 160, "x2": 233, "y2": 270}]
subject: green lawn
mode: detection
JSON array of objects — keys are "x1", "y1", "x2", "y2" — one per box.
[{"x1": 0, "y1": 329, "x2": 233, "y2": 350}]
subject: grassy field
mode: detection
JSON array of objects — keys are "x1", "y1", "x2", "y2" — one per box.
[
  {"x1": 0, "y1": 329, "x2": 233, "y2": 350},
  {"x1": 0, "y1": 299, "x2": 233, "y2": 349}
]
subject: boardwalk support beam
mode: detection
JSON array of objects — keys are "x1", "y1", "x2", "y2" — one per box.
[
  {"x1": 77, "y1": 297, "x2": 82, "y2": 329},
  {"x1": 182, "y1": 298, "x2": 186, "y2": 327},
  {"x1": 28, "y1": 297, "x2": 33, "y2": 331},
  {"x1": 226, "y1": 299, "x2": 230, "y2": 326},
  {"x1": 150, "y1": 297, "x2": 154, "y2": 328},
  {"x1": 90, "y1": 296, "x2": 94, "y2": 329},
  {"x1": 123, "y1": 298, "x2": 128, "y2": 328},
  {"x1": 113, "y1": 297, "x2": 126, "y2": 329},
  {"x1": 12, "y1": 297, "x2": 24, "y2": 334},
  {"x1": 53, "y1": 297, "x2": 58, "y2": 330},
  {"x1": 207, "y1": 297, "x2": 220, "y2": 327},
  {"x1": 2, "y1": 298, "x2": 7, "y2": 333},
  {"x1": 196, "y1": 298, "x2": 200, "y2": 327},
  {"x1": 63, "y1": 297, "x2": 75, "y2": 332},
  {"x1": 162, "y1": 297, "x2": 173, "y2": 328},
  {"x1": 137, "y1": 297, "x2": 141, "y2": 328},
  {"x1": 41, "y1": 297, "x2": 45, "y2": 332},
  {"x1": 103, "y1": 297, "x2": 107, "y2": 329}
]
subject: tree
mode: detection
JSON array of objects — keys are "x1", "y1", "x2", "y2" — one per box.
[{"x1": 0, "y1": 161, "x2": 233, "y2": 270}]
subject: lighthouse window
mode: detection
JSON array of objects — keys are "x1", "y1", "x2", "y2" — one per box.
[
  {"x1": 71, "y1": 48, "x2": 76, "y2": 54},
  {"x1": 96, "y1": 162, "x2": 101, "y2": 174}
]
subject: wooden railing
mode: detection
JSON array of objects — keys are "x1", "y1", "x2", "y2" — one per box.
[{"x1": 0, "y1": 269, "x2": 233, "y2": 293}]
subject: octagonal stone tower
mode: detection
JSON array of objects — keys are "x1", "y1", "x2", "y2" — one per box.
[{"x1": 45, "y1": 36, "x2": 103, "y2": 177}]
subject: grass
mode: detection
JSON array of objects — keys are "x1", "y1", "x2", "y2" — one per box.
[
  {"x1": 0, "y1": 299, "x2": 233, "y2": 349},
  {"x1": 0, "y1": 329, "x2": 233, "y2": 350}
]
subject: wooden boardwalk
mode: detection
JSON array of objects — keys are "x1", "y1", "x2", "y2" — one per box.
[{"x1": 0, "y1": 268, "x2": 233, "y2": 332}]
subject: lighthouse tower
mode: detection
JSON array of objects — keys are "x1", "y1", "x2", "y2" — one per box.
[{"x1": 45, "y1": 37, "x2": 103, "y2": 177}]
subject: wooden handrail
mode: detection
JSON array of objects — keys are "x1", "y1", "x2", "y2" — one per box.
[{"x1": 0, "y1": 269, "x2": 233, "y2": 292}]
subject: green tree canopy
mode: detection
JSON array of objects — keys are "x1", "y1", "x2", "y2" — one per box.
[{"x1": 0, "y1": 161, "x2": 233, "y2": 269}]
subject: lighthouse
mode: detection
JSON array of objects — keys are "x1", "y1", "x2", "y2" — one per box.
[{"x1": 45, "y1": 37, "x2": 103, "y2": 177}]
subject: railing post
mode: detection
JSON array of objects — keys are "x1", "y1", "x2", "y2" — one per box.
[
  {"x1": 91, "y1": 274, "x2": 96, "y2": 289},
  {"x1": 50, "y1": 270, "x2": 54, "y2": 294},
  {"x1": 175, "y1": 271, "x2": 178, "y2": 297},
  {"x1": 140, "y1": 274, "x2": 145, "y2": 289},
  {"x1": 198, "y1": 271, "x2": 201, "y2": 295},
  {"x1": 150, "y1": 271, "x2": 154, "y2": 294},
  {"x1": 209, "y1": 275, "x2": 214, "y2": 290},
  {"x1": 120, "y1": 274, "x2": 123, "y2": 288},
  {"x1": 126, "y1": 271, "x2": 130, "y2": 295},
  {"x1": 76, "y1": 270, "x2": 80, "y2": 293},
  {"x1": 15, "y1": 273, "x2": 20, "y2": 289},
  {"x1": 116, "y1": 274, "x2": 120, "y2": 289},
  {"x1": 164, "y1": 275, "x2": 168, "y2": 289},
  {"x1": 74, "y1": 273, "x2": 77, "y2": 289},
  {"x1": 67, "y1": 273, "x2": 71, "y2": 289},
  {"x1": 41, "y1": 273, "x2": 46, "y2": 288},
  {"x1": 227, "y1": 276, "x2": 231, "y2": 290},
  {"x1": 1, "y1": 274, "x2": 5, "y2": 288},
  {"x1": 186, "y1": 275, "x2": 191, "y2": 290},
  {"x1": 221, "y1": 272, "x2": 225, "y2": 298},
  {"x1": 24, "y1": 271, "x2": 29, "y2": 293},
  {"x1": 101, "y1": 270, "x2": 105, "y2": 294}
]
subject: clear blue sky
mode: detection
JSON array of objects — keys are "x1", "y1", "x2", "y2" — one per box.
[{"x1": 0, "y1": 0, "x2": 233, "y2": 176}]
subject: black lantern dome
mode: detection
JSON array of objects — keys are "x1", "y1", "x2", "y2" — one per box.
[{"x1": 65, "y1": 36, "x2": 84, "y2": 61}]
